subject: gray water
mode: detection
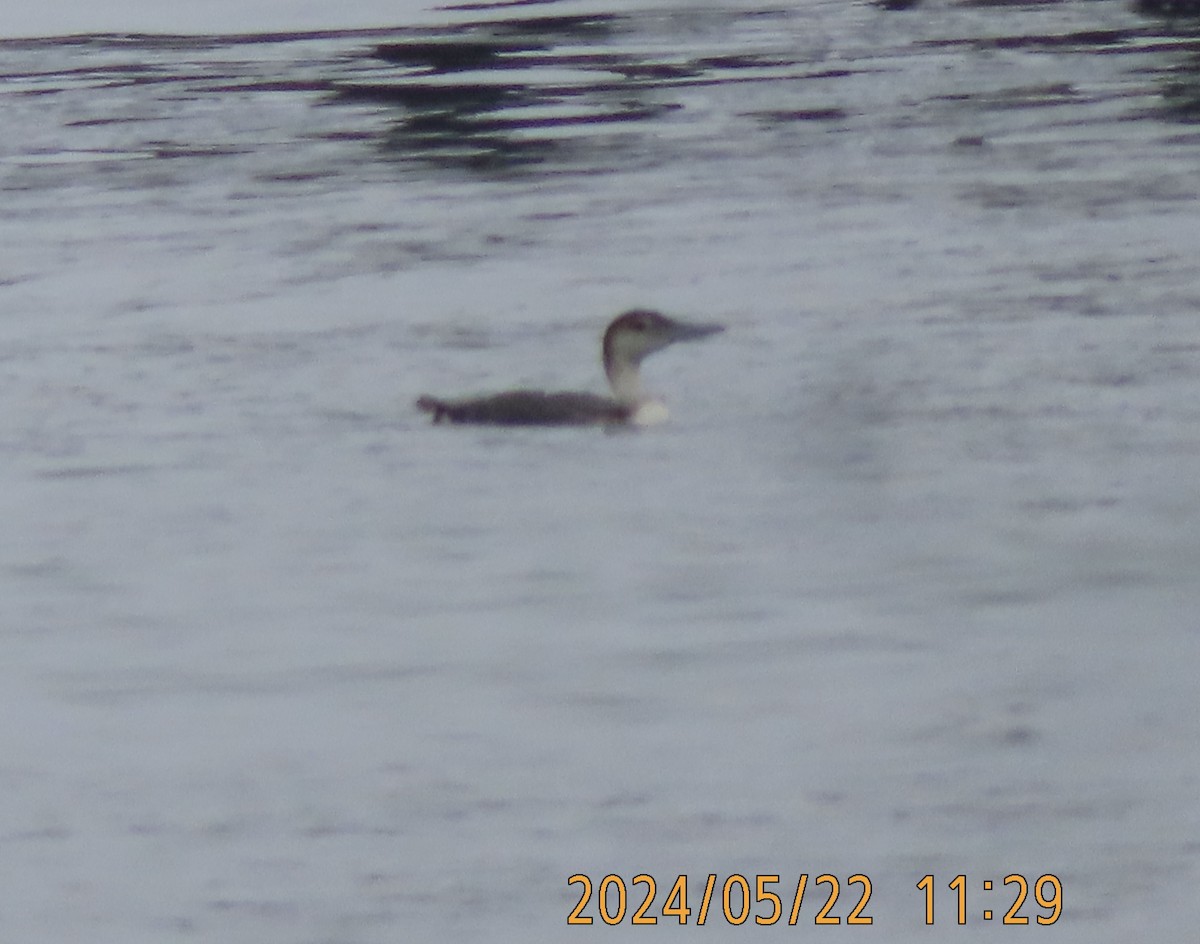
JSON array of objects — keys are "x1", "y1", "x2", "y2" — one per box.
[{"x1": 3, "y1": 0, "x2": 1200, "y2": 940}]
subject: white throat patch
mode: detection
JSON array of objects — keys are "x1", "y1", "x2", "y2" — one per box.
[{"x1": 630, "y1": 399, "x2": 669, "y2": 426}]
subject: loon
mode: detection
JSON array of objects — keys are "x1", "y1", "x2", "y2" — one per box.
[{"x1": 416, "y1": 309, "x2": 723, "y2": 426}]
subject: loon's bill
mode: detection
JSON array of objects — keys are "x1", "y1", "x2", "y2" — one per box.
[{"x1": 416, "y1": 309, "x2": 723, "y2": 427}]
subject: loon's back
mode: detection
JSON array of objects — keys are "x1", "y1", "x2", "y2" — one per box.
[{"x1": 416, "y1": 390, "x2": 629, "y2": 426}]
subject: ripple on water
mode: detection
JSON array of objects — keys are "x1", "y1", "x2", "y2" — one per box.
[{"x1": 5, "y1": 2, "x2": 1200, "y2": 941}]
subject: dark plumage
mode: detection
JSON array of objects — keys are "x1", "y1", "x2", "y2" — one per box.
[
  {"x1": 416, "y1": 390, "x2": 629, "y2": 426},
  {"x1": 416, "y1": 309, "x2": 723, "y2": 427}
]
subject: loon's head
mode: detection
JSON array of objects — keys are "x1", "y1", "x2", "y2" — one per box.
[{"x1": 601, "y1": 309, "x2": 723, "y2": 404}]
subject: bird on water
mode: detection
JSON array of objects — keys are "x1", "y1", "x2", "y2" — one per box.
[{"x1": 416, "y1": 309, "x2": 723, "y2": 426}]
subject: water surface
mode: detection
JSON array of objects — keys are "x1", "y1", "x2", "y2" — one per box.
[{"x1": 2, "y1": 1, "x2": 1199, "y2": 940}]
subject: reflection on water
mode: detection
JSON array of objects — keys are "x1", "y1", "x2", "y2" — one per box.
[
  {"x1": 338, "y1": 8, "x2": 802, "y2": 171},
  {"x1": 333, "y1": 0, "x2": 1200, "y2": 176},
  {"x1": 5, "y1": 0, "x2": 1200, "y2": 184}
]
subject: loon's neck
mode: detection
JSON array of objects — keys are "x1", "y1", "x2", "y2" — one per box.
[
  {"x1": 605, "y1": 358, "x2": 643, "y2": 405},
  {"x1": 605, "y1": 361, "x2": 668, "y2": 425}
]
